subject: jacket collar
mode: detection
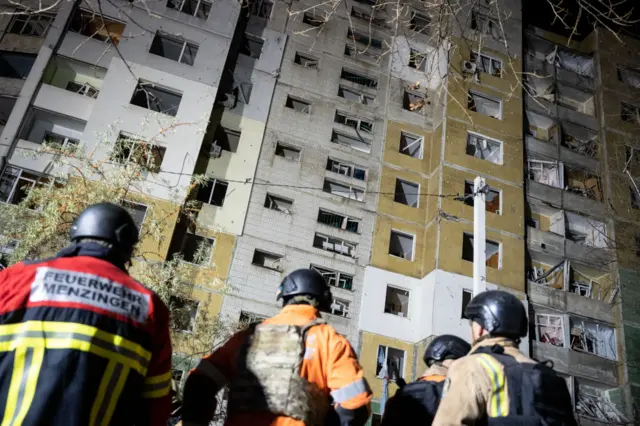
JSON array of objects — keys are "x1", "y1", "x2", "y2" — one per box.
[
  {"x1": 56, "y1": 242, "x2": 128, "y2": 271},
  {"x1": 280, "y1": 304, "x2": 321, "y2": 319},
  {"x1": 469, "y1": 336, "x2": 517, "y2": 354},
  {"x1": 422, "y1": 363, "x2": 448, "y2": 378}
]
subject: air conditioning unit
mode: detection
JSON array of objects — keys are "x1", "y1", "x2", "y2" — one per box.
[
  {"x1": 462, "y1": 61, "x2": 477, "y2": 74},
  {"x1": 209, "y1": 143, "x2": 222, "y2": 158}
]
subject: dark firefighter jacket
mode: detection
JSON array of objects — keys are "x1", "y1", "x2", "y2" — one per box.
[{"x1": 0, "y1": 242, "x2": 172, "y2": 426}]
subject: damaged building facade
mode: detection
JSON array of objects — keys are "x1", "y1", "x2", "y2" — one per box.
[{"x1": 1, "y1": 0, "x2": 640, "y2": 424}]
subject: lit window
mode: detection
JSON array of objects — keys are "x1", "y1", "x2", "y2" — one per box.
[
  {"x1": 150, "y1": 33, "x2": 198, "y2": 65},
  {"x1": 403, "y1": 91, "x2": 425, "y2": 112},
  {"x1": 196, "y1": 179, "x2": 228, "y2": 206}
]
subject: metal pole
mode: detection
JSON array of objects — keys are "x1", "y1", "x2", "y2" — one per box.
[{"x1": 473, "y1": 176, "x2": 487, "y2": 296}]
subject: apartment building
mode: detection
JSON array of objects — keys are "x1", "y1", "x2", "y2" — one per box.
[{"x1": 0, "y1": 0, "x2": 285, "y2": 379}]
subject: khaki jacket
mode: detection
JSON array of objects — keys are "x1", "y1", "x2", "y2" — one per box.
[
  {"x1": 418, "y1": 364, "x2": 448, "y2": 382},
  {"x1": 432, "y1": 337, "x2": 534, "y2": 426}
]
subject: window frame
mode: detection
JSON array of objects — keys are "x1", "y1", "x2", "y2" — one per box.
[
  {"x1": 329, "y1": 297, "x2": 351, "y2": 317},
  {"x1": 408, "y1": 48, "x2": 427, "y2": 71},
  {"x1": 311, "y1": 264, "x2": 354, "y2": 290},
  {"x1": 394, "y1": 178, "x2": 420, "y2": 208},
  {"x1": 112, "y1": 133, "x2": 166, "y2": 173},
  {"x1": 170, "y1": 296, "x2": 200, "y2": 332},
  {"x1": 166, "y1": 0, "x2": 212, "y2": 19},
  {"x1": 388, "y1": 229, "x2": 415, "y2": 261},
  {"x1": 0, "y1": 51, "x2": 37, "y2": 79},
  {"x1": 384, "y1": 285, "x2": 410, "y2": 318},
  {"x1": 466, "y1": 131, "x2": 503, "y2": 164},
  {"x1": 42, "y1": 131, "x2": 80, "y2": 151},
  {"x1": 326, "y1": 158, "x2": 368, "y2": 181},
  {"x1": 617, "y1": 66, "x2": 640, "y2": 89},
  {"x1": 302, "y1": 12, "x2": 324, "y2": 27},
  {"x1": 471, "y1": 11, "x2": 502, "y2": 41},
  {"x1": 0, "y1": 166, "x2": 46, "y2": 206},
  {"x1": 252, "y1": 249, "x2": 283, "y2": 271},
  {"x1": 462, "y1": 232, "x2": 502, "y2": 269},
  {"x1": 240, "y1": 33, "x2": 264, "y2": 59},
  {"x1": 7, "y1": 12, "x2": 54, "y2": 36},
  {"x1": 179, "y1": 232, "x2": 215, "y2": 266},
  {"x1": 121, "y1": 199, "x2": 148, "y2": 231},
  {"x1": 334, "y1": 110, "x2": 374, "y2": 134},
  {"x1": 461, "y1": 289, "x2": 472, "y2": 319},
  {"x1": 409, "y1": 11, "x2": 430, "y2": 33},
  {"x1": 376, "y1": 345, "x2": 406, "y2": 381},
  {"x1": 621, "y1": 101, "x2": 640, "y2": 124},
  {"x1": 330, "y1": 129, "x2": 372, "y2": 153},
  {"x1": 285, "y1": 95, "x2": 311, "y2": 113},
  {"x1": 347, "y1": 29, "x2": 383, "y2": 53},
  {"x1": 249, "y1": 0, "x2": 273, "y2": 19},
  {"x1": 338, "y1": 85, "x2": 376, "y2": 105},
  {"x1": 294, "y1": 52, "x2": 319, "y2": 68},
  {"x1": 468, "y1": 90, "x2": 503, "y2": 119},
  {"x1": 130, "y1": 80, "x2": 183, "y2": 117},
  {"x1": 65, "y1": 81, "x2": 99, "y2": 98},
  {"x1": 399, "y1": 131, "x2": 424, "y2": 159},
  {"x1": 403, "y1": 90, "x2": 426, "y2": 112},
  {"x1": 463, "y1": 180, "x2": 502, "y2": 214},
  {"x1": 275, "y1": 142, "x2": 301, "y2": 160},
  {"x1": 340, "y1": 68, "x2": 378, "y2": 89},
  {"x1": 471, "y1": 51, "x2": 503, "y2": 77},
  {"x1": 150, "y1": 32, "x2": 199, "y2": 65},
  {"x1": 323, "y1": 178, "x2": 365, "y2": 202},
  {"x1": 197, "y1": 178, "x2": 229, "y2": 207},
  {"x1": 313, "y1": 232, "x2": 358, "y2": 258},
  {"x1": 317, "y1": 208, "x2": 360, "y2": 233},
  {"x1": 264, "y1": 193, "x2": 293, "y2": 214}
]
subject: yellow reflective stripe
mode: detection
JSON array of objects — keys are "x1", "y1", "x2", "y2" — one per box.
[
  {"x1": 477, "y1": 354, "x2": 509, "y2": 417},
  {"x1": 1, "y1": 346, "x2": 45, "y2": 426},
  {"x1": 141, "y1": 386, "x2": 171, "y2": 399},
  {"x1": 101, "y1": 365, "x2": 129, "y2": 426},
  {"x1": 90, "y1": 360, "x2": 117, "y2": 426},
  {"x1": 145, "y1": 370, "x2": 171, "y2": 385}
]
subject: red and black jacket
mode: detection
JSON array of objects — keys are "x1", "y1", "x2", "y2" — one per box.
[{"x1": 0, "y1": 243, "x2": 172, "y2": 426}]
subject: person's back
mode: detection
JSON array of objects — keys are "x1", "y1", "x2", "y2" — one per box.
[
  {"x1": 381, "y1": 335, "x2": 470, "y2": 426},
  {"x1": 181, "y1": 269, "x2": 372, "y2": 426},
  {"x1": 0, "y1": 203, "x2": 172, "y2": 426},
  {"x1": 433, "y1": 291, "x2": 576, "y2": 426}
]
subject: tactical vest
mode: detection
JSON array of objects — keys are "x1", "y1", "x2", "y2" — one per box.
[
  {"x1": 380, "y1": 379, "x2": 444, "y2": 426},
  {"x1": 474, "y1": 345, "x2": 577, "y2": 426},
  {"x1": 227, "y1": 319, "x2": 330, "y2": 425}
]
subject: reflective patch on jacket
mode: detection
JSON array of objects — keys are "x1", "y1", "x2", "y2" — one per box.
[{"x1": 227, "y1": 319, "x2": 329, "y2": 425}]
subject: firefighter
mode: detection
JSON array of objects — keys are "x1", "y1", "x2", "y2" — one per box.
[
  {"x1": 0, "y1": 202, "x2": 172, "y2": 426},
  {"x1": 432, "y1": 290, "x2": 577, "y2": 426},
  {"x1": 181, "y1": 268, "x2": 372, "y2": 426},
  {"x1": 380, "y1": 335, "x2": 470, "y2": 426}
]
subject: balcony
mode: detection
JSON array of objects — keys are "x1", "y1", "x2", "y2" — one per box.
[{"x1": 528, "y1": 283, "x2": 615, "y2": 324}]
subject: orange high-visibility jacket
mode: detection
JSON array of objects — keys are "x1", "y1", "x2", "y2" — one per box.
[{"x1": 182, "y1": 304, "x2": 372, "y2": 426}]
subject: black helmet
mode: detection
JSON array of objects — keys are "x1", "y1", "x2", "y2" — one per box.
[
  {"x1": 424, "y1": 334, "x2": 471, "y2": 366},
  {"x1": 277, "y1": 268, "x2": 332, "y2": 309},
  {"x1": 464, "y1": 290, "x2": 527, "y2": 339},
  {"x1": 70, "y1": 203, "x2": 139, "y2": 255}
]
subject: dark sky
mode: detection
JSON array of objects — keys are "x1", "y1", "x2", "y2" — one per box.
[{"x1": 523, "y1": 0, "x2": 640, "y2": 41}]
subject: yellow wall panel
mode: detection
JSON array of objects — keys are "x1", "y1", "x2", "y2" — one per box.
[
  {"x1": 371, "y1": 216, "x2": 425, "y2": 278},
  {"x1": 360, "y1": 332, "x2": 415, "y2": 398}
]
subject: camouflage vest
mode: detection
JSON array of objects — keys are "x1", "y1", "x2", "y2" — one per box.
[{"x1": 227, "y1": 318, "x2": 329, "y2": 425}]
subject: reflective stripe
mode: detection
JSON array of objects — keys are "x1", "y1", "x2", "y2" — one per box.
[
  {"x1": 142, "y1": 371, "x2": 171, "y2": 399},
  {"x1": 477, "y1": 354, "x2": 509, "y2": 417},
  {"x1": 102, "y1": 364, "x2": 129, "y2": 426},
  {"x1": 330, "y1": 378, "x2": 369, "y2": 403},
  {"x1": 0, "y1": 321, "x2": 151, "y2": 375},
  {"x1": 1, "y1": 346, "x2": 45, "y2": 426},
  {"x1": 195, "y1": 360, "x2": 228, "y2": 387},
  {"x1": 89, "y1": 360, "x2": 129, "y2": 426}
]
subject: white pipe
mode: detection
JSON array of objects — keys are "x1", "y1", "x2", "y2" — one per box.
[{"x1": 473, "y1": 176, "x2": 487, "y2": 297}]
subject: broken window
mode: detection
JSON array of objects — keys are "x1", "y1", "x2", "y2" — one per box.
[
  {"x1": 196, "y1": 178, "x2": 228, "y2": 206},
  {"x1": 385, "y1": 286, "x2": 409, "y2": 317},
  {"x1": 403, "y1": 91, "x2": 425, "y2": 112},
  {"x1": 461, "y1": 289, "x2": 472, "y2": 319},
  {"x1": 42, "y1": 131, "x2": 80, "y2": 151},
  {"x1": 389, "y1": 230, "x2": 414, "y2": 260},
  {"x1": 471, "y1": 11, "x2": 502, "y2": 41},
  {"x1": 618, "y1": 66, "x2": 640, "y2": 89},
  {"x1": 7, "y1": 12, "x2": 54, "y2": 36},
  {"x1": 317, "y1": 209, "x2": 360, "y2": 233},
  {"x1": 341, "y1": 69, "x2": 378, "y2": 89},
  {"x1": 535, "y1": 313, "x2": 566, "y2": 347},
  {"x1": 166, "y1": 0, "x2": 212, "y2": 19},
  {"x1": 621, "y1": 102, "x2": 640, "y2": 124},
  {"x1": 239, "y1": 311, "x2": 268, "y2": 323},
  {"x1": 546, "y1": 46, "x2": 594, "y2": 78},
  {"x1": 331, "y1": 130, "x2": 372, "y2": 153},
  {"x1": 561, "y1": 122, "x2": 597, "y2": 157},
  {"x1": 294, "y1": 52, "x2": 318, "y2": 68},
  {"x1": 463, "y1": 181, "x2": 501, "y2": 214},
  {"x1": 565, "y1": 166, "x2": 602, "y2": 201},
  {"x1": 338, "y1": 86, "x2": 376, "y2": 105},
  {"x1": 66, "y1": 81, "x2": 99, "y2": 98},
  {"x1": 570, "y1": 318, "x2": 617, "y2": 360},
  {"x1": 240, "y1": 33, "x2": 264, "y2": 59},
  {"x1": 252, "y1": 249, "x2": 283, "y2": 270},
  {"x1": 399, "y1": 132, "x2": 423, "y2": 159},
  {"x1": 311, "y1": 265, "x2": 353, "y2": 290},
  {"x1": 213, "y1": 126, "x2": 241, "y2": 153},
  {"x1": 528, "y1": 159, "x2": 563, "y2": 189},
  {"x1": 130, "y1": 81, "x2": 182, "y2": 117},
  {"x1": 462, "y1": 233, "x2": 500, "y2": 268},
  {"x1": 471, "y1": 51, "x2": 502, "y2": 77},
  {"x1": 285, "y1": 96, "x2": 311, "y2": 113},
  {"x1": 334, "y1": 111, "x2": 373, "y2": 134},
  {"x1": 112, "y1": 134, "x2": 166, "y2": 173},
  {"x1": 0, "y1": 51, "x2": 37, "y2": 79},
  {"x1": 408, "y1": 49, "x2": 427, "y2": 71},
  {"x1": 0, "y1": 166, "x2": 46, "y2": 206},
  {"x1": 302, "y1": 12, "x2": 324, "y2": 27},
  {"x1": 121, "y1": 200, "x2": 147, "y2": 230},
  {"x1": 0, "y1": 96, "x2": 16, "y2": 125},
  {"x1": 376, "y1": 346, "x2": 405, "y2": 381},
  {"x1": 576, "y1": 384, "x2": 629, "y2": 424},
  {"x1": 350, "y1": 7, "x2": 388, "y2": 28},
  {"x1": 248, "y1": 0, "x2": 272, "y2": 18},
  {"x1": 409, "y1": 11, "x2": 430, "y2": 33},
  {"x1": 327, "y1": 297, "x2": 350, "y2": 317},
  {"x1": 347, "y1": 29, "x2": 383, "y2": 52},
  {"x1": 180, "y1": 232, "x2": 214, "y2": 265},
  {"x1": 394, "y1": 179, "x2": 419, "y2": 208},
  {"x1": 170, "y1": 296, "x2": 199, "y2": 331},
  {"x1": 565, "y1": 211, "x2": 607, "y2": 248},
  {"x1": 69, "y1": 9, "x2": 124, "y2": 44},
  {"x1": 264, "y1": 193, "x2": 293, "y2": 214},
  {"x1": 468, "y1": 90, "x2": 501, "y2": 119},
  {"x1": 466, "y1": 132, "x2": 502, "y2": 164},
  {"x1": 313, "y1": 233, "x2": 357, "y2": 257},
  {"x1": 150, "y1": 33, "x2": 198, "y2": 65},
  {"x1": 234, "y1": 81, "x2": 252, "y2": 105},
  {"x1": 625, "y1": 146, "x2": 640, "y2": 177},
  {"x1": 275, "y1": 142, "x2": 301, "y2": 160},
  {"x1": 528, "y1": 261, "x2": 565, "y2": 289},
  {"x1": 326, "y1": 158, "x2": 367, "y2": 181},
  {"x1": 556, "y1": 85, "x2": 594, "y2": 116},
  {"x1": 323, "y1": 179, "x2": 365, "y2": 201}
]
